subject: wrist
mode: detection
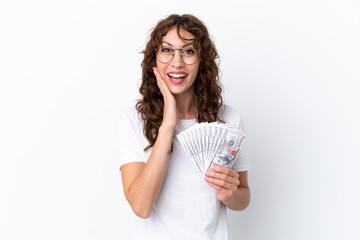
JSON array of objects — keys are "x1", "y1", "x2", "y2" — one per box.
[{"x1": 159, "y1": 124, "x2": 176, "y2": 134}]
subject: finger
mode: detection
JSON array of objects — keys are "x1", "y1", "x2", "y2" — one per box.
[
  {"x1": 206, "y1": 181, "x2": 224, "y2": 191},
  {"x1": 205, "y1": 171, "x2": 240, "y2": 185},
  {"x1": 157, "y1": 79, "x2": 165, "y2": 95},
  {"x1": 158, "y1": 78, "x2": 172, "y2": 103},
  {"x1": 153, "y1": 67, "x2": 163, "y2": 81},
  {"x1": 153, "y1": 67, "x2": 172, "y2": 99},
  {"x1": 210, "y1": 165, "x2": 238, "y2": 178},
  {"x1": 205, "y1": 176, "x2": 235, "y2": 191},
  {"x1": 153, "y1": 67, "x2": 167, "y2": 86},
  {"x1": 153, "y1": 68, "x2": 166, "y2": 95}
]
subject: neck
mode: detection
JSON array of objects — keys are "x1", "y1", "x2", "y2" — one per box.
[{"x1": 174, "y1": 91, "x2": 198, "y2": 120}]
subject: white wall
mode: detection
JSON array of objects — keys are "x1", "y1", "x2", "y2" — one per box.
[{"x1": 1, "y1": 0, "x2": 359, "y2": 239}]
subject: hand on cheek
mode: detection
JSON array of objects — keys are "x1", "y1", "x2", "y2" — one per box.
[
  {"x1": 153, "y1": 67, "x2": 178, "y2": 129},
  {"x1": 204, "y1": 165, "x2": 240, "y2": 202}
]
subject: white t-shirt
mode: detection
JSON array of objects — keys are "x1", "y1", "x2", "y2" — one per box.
[{"x1": 117, "y1": 104, "x2": 250, "y2": 240}]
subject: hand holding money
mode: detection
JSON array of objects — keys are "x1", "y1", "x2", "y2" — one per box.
[{"x1": 204, "y1": 165, "x2": 240, "y2": 202}]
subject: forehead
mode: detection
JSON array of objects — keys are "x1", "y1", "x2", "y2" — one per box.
[{"x1": 161, "y1": 27, "x2": 195, "y2": 46}]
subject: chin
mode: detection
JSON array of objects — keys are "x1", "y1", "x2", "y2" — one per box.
[
  {"x1": 169, "y1": 85, "x2": 194, "y2": 96},
  {"x1": 168, "y1": 88, "x2": 185, "y2": 95}
]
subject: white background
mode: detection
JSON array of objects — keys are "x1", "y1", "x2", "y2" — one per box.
[{"x1": 1, "y1": 0, "x2": 359, "y2": 239}]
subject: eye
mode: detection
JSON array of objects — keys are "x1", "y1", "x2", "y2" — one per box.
[
  {"x1": 161, "y1": 47, "x2": 172, "y2": 53},
  {"x1": 184, "y1": 49, "x2": 195, "y2": 55}
]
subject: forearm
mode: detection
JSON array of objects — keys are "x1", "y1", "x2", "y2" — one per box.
[
  {"x1": 127, "y1": 125, "x2": 175, "y2": 218},
  {"x1": 222, "y1": 187, "x2": 250, "y2": 211}
]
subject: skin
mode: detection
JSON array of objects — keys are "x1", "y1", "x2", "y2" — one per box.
[
  {"x1": 121, "y1": 27, "x2": 250, "y2": 219},
  {"x1": 155, "y1": 26, "x2": 200, "y2": 120}
]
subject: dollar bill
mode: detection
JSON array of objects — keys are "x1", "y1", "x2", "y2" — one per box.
[{"x1": 177, "y1": 122, "x2": 246, "y2": 176}]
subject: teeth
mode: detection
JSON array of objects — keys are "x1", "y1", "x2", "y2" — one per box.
[{"x1": 168, "y1": 73, "x2": 187, "y2": 78}]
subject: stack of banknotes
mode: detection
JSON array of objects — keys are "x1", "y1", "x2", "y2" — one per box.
[{"x1": 177, "y1": 122, "x2": 247, "y2": 176}]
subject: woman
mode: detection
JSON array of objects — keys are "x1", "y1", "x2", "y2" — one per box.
[{"x1": 117, "y1": 14, "x2": 251, "y2": 239}]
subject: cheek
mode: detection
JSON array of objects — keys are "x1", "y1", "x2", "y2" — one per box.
[
  {"x1": 192, "y1": 63, "x2": 200, "y2": 75},
  {"x1": 190, "y1": 67, "x2": 200, "y2": 81},
  {"x1": 156, "y1": 64, "x2": 167, "y2": 79}
]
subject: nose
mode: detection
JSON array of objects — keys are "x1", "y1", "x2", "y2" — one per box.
[{"x1": 171, "y1": 49, "x2": 185, "y2": 68}]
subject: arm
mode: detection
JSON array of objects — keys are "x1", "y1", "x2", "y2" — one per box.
[
  {"x1": 205, "y1": 166, "x2": 250, "y2": 210},
  {"x1": 121, "y1": 125, "x2": 175, "y2": 219},
  {"x1": 121, "y1": 67, "x2": 177, "y2": 219}
]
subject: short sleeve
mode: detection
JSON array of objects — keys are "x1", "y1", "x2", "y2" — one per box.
[
  {"x1": 116, "y1": 107, "x2": 148, "y2": 171},
  {"x1": 226, "y1": 108, "x2": 251, "y2": 172},
  {"x1": 232, "y1": 115, "x2": 251, "y2": 172}
]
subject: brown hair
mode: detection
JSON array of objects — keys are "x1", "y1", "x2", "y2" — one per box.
[{"x1": 136, "y1": 14, "x2": 224, "y2": 151}]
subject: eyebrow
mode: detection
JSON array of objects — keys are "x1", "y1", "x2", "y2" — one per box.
[{"x1": 161, "y1": 41, "x2": 194, "y2": 48}]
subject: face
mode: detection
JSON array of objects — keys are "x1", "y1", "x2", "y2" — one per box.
[{"x1": 156, "y1": 27, "x2": 200, "y2": 96}]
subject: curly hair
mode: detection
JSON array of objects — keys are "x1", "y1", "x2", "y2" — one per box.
[{"x1": 136, "y1": 14, "x2": 224, "y2": 152}]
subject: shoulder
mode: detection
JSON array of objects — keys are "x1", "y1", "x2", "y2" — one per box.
[
  {"x1": 218, "y1": 104, "x2": 247, "y2": 133},
  {"x1": 121, "y1": 104, "x2": 140, "y2": 119},
  {"x1": 120, "y1": 104, "x2": 142, "y2": 122},
  {"x1": 219, "y1": 104, "x2": 241, "y2": 124},
  {"x1": 117, "y1": 104, "x2": 144, "y2": 131}
]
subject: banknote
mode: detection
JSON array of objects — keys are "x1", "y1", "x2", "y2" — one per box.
[
  {"x1": 209, "y1": 128, "x2": 245, "y2": 170},
  {"x1": 177, "y1": 122, "x2": 246, "y2": 176}
]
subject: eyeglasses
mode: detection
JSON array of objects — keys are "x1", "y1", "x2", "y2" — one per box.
[{"x1": 154, "y1": 45, "x2": 199, "y2": 65}]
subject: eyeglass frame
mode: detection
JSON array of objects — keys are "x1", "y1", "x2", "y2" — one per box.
[{"x1": 154, "y1": 47, "x2": 199, "y2": 65}]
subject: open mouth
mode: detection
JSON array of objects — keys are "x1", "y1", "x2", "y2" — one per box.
[{"x1": 167, "y1": 73, "x2": 188, "y2": 84}]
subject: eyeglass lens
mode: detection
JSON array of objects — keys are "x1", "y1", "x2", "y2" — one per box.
[{"x1": 156, "y1": 46, "x2": 198, "y2": 65}]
